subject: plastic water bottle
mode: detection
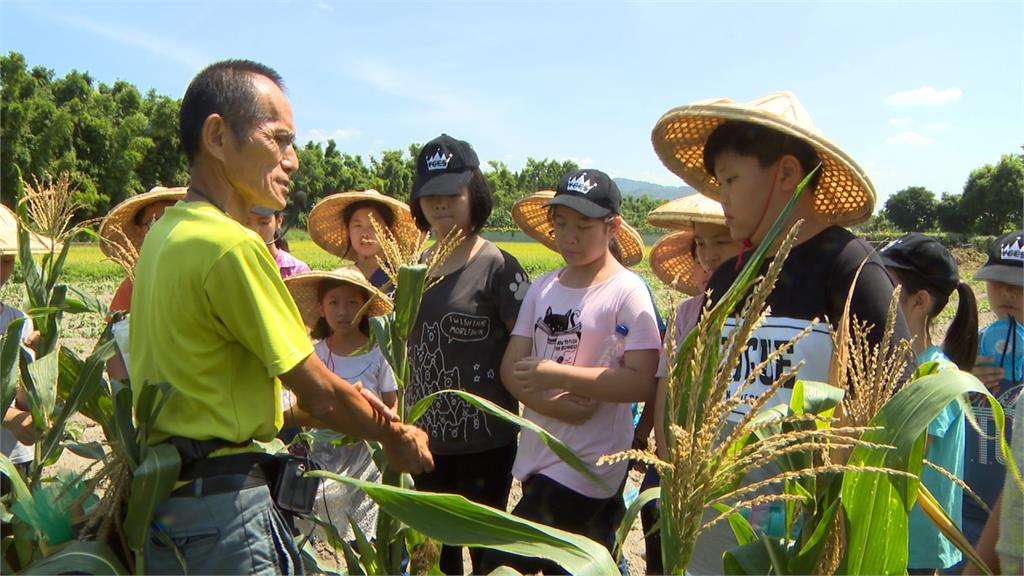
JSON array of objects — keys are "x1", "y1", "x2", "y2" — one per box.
[{"x1": 598, "y1": 324, "x2": 629, "y2": 368}]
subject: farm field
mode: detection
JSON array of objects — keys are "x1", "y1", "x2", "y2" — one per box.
[{"x1": 0, "y1": 238, "x2": 994, "y2": 359}]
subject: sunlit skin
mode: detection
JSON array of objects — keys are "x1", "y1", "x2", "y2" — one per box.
[
  {"x1": 187, "y1": 74, "x2": 299, "y2": 221},
  {"x1": 319, "y1": 283, "x2": 397, "y2": 410},
  {"x1": 420, "y1": 187, "x2": 491, "y2": 280},
  {"x1": 712, "y1": 150, "x2": 828, "y2": 251},
  {"x1": 550, "y1": 205, "x2": 622, "y2": 278},
  {"x1": 244, "y1": 211, "x2": 280, "y2": 257},
  {"x1": 182, "y1": 72, "x2": 432, "y2": 475},
  {"x1": 346, "y1": 206, "x2": 387, "y2": 278},
  {"x1": 420, "y1": 188, "x2": 473, "y2": 240},
  {"x1": 887, "y1": 270, "x2": 935, "y2": 358},
  {"x1": 692, "y1": 221, "x2": 742, "y2": 279},
  {"x1": 975, "y1": 280, "x2": 1024, "y2": 386}
]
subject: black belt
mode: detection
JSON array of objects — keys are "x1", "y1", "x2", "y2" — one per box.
[{"x1": 170, "y1": 473, "x2": 266, "y2": 498}]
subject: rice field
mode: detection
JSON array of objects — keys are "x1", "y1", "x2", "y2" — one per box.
[{"x1": 1, "y1": 238, "x2": 990, "y2": 358}]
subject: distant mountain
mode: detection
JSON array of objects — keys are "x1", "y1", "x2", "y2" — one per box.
[{"x1": 614, "y1": 178, "x2": 695, "y2": 201}]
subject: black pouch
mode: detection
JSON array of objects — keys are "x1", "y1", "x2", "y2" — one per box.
[{"x1": 266, "y1": 454, "x2": 321, "y2": 515}]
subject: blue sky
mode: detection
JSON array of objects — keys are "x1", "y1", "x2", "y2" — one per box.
[{"x1": 3, "y1": 1, "x2": 1022, "y2": 211}]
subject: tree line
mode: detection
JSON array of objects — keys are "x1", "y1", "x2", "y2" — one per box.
[
  {"x1": 877, "y1": 153, "x2": 1023, "y2": 236},
  {"x1": 1, "y1": 52, "x2": 663, "y2": 231}
]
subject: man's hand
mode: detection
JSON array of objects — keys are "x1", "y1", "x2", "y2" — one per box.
[
  {"x1": 973, "y1": 357, "x2": 1005, "y2": 388},
  {"x1": 381, "y1": 424, "x2": 433, "y2": 474},
  {"x1": 3, "y1": 409, "x2": 37, "y2": 446}
]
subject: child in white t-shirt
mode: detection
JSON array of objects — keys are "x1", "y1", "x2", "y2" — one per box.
[
  {"x1": 482, "y1": 170, "x2": 661, "y2": 575},
  {"x1": 283, "y1": 266, "x2": 397, "y2": 542}
]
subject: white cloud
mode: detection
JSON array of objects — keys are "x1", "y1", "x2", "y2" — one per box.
[
  {"x1": 888, "y1": 117, "x2": 913, "y2": 127},
  {"x1": 566, "y1": 156, "x2": 594, "y2": 168},
  {"x1": 42, "y1": 9, "x2": 207, "y2": 70},
  {"x1": 885, "y1": 131, "x2": 935, "y2": 146},
  {"x1": 884, "y1": 86, "x2": 962, "y2": 107},
  {"x1": 924, "y1": 121, "x2": 951, "y2": 133},
  {"x1": 316, "y1": 1, "x2": 334, "y2": 10},
  {"x1": 304, "y1": 127, "x2": 362, "y2": 143}
]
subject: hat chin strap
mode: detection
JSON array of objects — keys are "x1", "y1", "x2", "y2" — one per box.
[{"x1": 734, "y1": 156, "x2": 784, "y2": 272}]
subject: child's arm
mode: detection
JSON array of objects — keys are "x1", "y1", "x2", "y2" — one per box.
[
  {"x1": 380, "y1": 390, "x2": 398, "y2": 411},
  {"x1": 502, "y1": 336, "x2": 600, "y2": 425},
  {"x1": 512, "y1": 349, "x2": 659, "y2": 403}
]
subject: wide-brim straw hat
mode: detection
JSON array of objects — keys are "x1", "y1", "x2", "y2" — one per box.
[
  {"x1": 649, "y1": 231, "x2": 711, "y2": 296},
  {"x1": 284, "y1": 266, "x2": 393, "y2": 330},
  {"x1": 647, "y1": 193, "x2": 726, "y2": 231},
  {"x1": 99, "y1": 187, "x2": 186, "y2": 258},
  {"x1": 512, "y1": 191, "x2": 645, "y2": 267},
  {"x1": 307, "y1": 190, "x2": 420, "y2": 259},
  {"x1": 651, "y1": 92, "x2": 875, "y2": 226},
  {"x1": 0, "y1": 204, "x2": 61, "y2": 255}
]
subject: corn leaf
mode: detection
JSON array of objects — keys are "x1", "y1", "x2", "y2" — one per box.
[
  {"x1": 841, "y1": 367, "x2": 1005, "y2": 574},
  {"x1": 18, "y1": 540, "x2": 127, "y2": 575},
  {"x1": 309, "y1": 472, "x2": 619, "y2": 576},
  {"x1": 123, "y1": 443, "x2": 181, "y2": 552}
]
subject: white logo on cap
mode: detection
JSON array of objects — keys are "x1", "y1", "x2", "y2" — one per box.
[
  {"x1": 566, "y1": 172, "x2": 598, "y2": 194},
  {"x1": 1001, "y1": 237, "x2": 1024, "y2": 263},
  {"x1": 426, "y1": 148, "x2": 453, "y2": 171}
]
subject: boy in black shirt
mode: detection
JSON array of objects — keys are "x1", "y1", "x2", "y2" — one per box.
[{"x1": 653, "y1": 92, "x2": 912, "y2": 418}]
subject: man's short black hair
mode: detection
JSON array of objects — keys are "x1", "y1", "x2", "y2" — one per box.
[
  {"x1": 703, "y1": 120, "x2": 823, "y2": 192},
  {"x1": 179, "y1": 59, "x2": 284, "y2": 165},
  {"x1": 410, "y1": 168, "x2": 493, "y2": 235}
]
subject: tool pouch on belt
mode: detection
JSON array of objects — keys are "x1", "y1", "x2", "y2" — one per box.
[{"x1": 167, "y1": 437, "x2": 321, "y2": 515}]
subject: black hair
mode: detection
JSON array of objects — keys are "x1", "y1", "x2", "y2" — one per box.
[
  {"x1": 410, "y1": 168, "x2": 493, "y2": 235},
  {"x1": 890, "y1": 268, "x2": 979, "y2": 371},
  {"x1": 342, "y1": 200, "x2": 396, "y2": 257},
  {"x1": 703, "y1": 120, "x2": 823, "y2": 193},
  {"x1": 310, "y1": 278, "x2": 371, "y2": 340},
  {"x1": 179, "y1": 59, "x2": 285, "y2": 165}
]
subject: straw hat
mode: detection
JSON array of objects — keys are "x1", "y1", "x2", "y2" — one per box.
[
  {"x1": 307, "y1": 190, "x2": 420, "y2": 259},
  {"x1": 649, "y1": 231, "x2": 712, "y2": 296},
  {"x1": 647, "y1": 194, "x2": 726, "y2": 231},
  {"x1": 651, "y1": 92, "x2": 875, "y2": 226},
  {"x1": 284, "y1": 266, "x2": 393, "y2": 330},
  {"x1": 0, "y1": 205, "x2": 60, "y2": 256},
  {"x1": 98, "y1": 186, "x2": 185, "y2": 258},
  {"x1": 512, "y1": 190, "x2": 645, "y2": 267}
]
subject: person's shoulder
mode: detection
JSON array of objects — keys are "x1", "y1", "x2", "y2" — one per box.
[
  {"x1": 480, "y1": 240, "x2": 523, "y2": 269},
  {"x1": 0, "y1": 303, "x2": 28, "y2": 326},
  {"x1": 806, "y1": 226, "x2": 876, "y2": 264}
]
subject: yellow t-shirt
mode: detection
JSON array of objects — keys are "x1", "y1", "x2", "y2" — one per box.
[{"x1": 129, "y1": 201, "x2": 313, "y2": 444}]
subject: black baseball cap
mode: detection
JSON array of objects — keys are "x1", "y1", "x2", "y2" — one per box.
[
  {"x1": 975, "y1": 230, "x2": 1024, "y2": 287},
  {"x1": 546, "y1": 169, "x2": 621, "y2": 219},
  {"x1": 411, "y1": 134, "x2": 480, "y2": 200},
  {"x1": 879, "y1": 233, "x2": 959, "y2": 295}
]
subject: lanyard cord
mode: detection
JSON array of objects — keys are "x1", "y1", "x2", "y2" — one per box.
[
  {"x1": 1001, "y1": 316, "x2": 1019, "y2": 383},
  {"x1": 187, "y1": 186, "x2": 227, "y2": 214}
]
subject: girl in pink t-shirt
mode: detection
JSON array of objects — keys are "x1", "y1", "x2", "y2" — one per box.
[{"x1": 481, "y1": 170, "x2": 662, "y2": 575}]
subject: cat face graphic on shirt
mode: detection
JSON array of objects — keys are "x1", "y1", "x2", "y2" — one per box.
[{"x1": 533, "y1": 306, "x2": 582, "y2": 365}]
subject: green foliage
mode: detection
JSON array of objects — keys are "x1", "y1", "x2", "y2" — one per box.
[
  {"x1": 883, "y1": 186, "x2": 937, "y2": 232},
  {"x1": 961, "y1": 154, "x2": 1024, "y2": 235},
  {"x1": 936, "y1": 192, "x2": 972, "y2": 234}
]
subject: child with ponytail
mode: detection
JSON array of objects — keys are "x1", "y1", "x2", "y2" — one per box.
[{"x1": 879, "y1": 233, "x2": 977, "y2": 573}]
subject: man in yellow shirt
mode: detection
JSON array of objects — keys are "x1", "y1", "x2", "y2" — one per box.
[{"x1": 129, "y1": 59, "x2": 432, "y2": 574}]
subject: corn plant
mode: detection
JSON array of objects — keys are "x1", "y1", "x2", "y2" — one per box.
[
  {"x1": 1, "y1": 173, "x2": 180, "y2": 574},
  {"x1": 301, "y1": 217, "x2": 618, "y2": 575},
  {"x1": 606, "y1": 167, "x2": 1020, "y2": 575}
]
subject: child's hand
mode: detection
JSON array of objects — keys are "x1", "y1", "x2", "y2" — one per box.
[
  {"x1": 3, "y1": 409, "x2": 38, "y2": 446},
  {"x1": 352, "y1": 382, "x2": 399, "y2": 422},
  {"x1": 513, "y1": 357, "x2": 561, "y2": 394},
  {"x1": 973, "y1": 357, "x2": 1005, "y2": 388}
]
